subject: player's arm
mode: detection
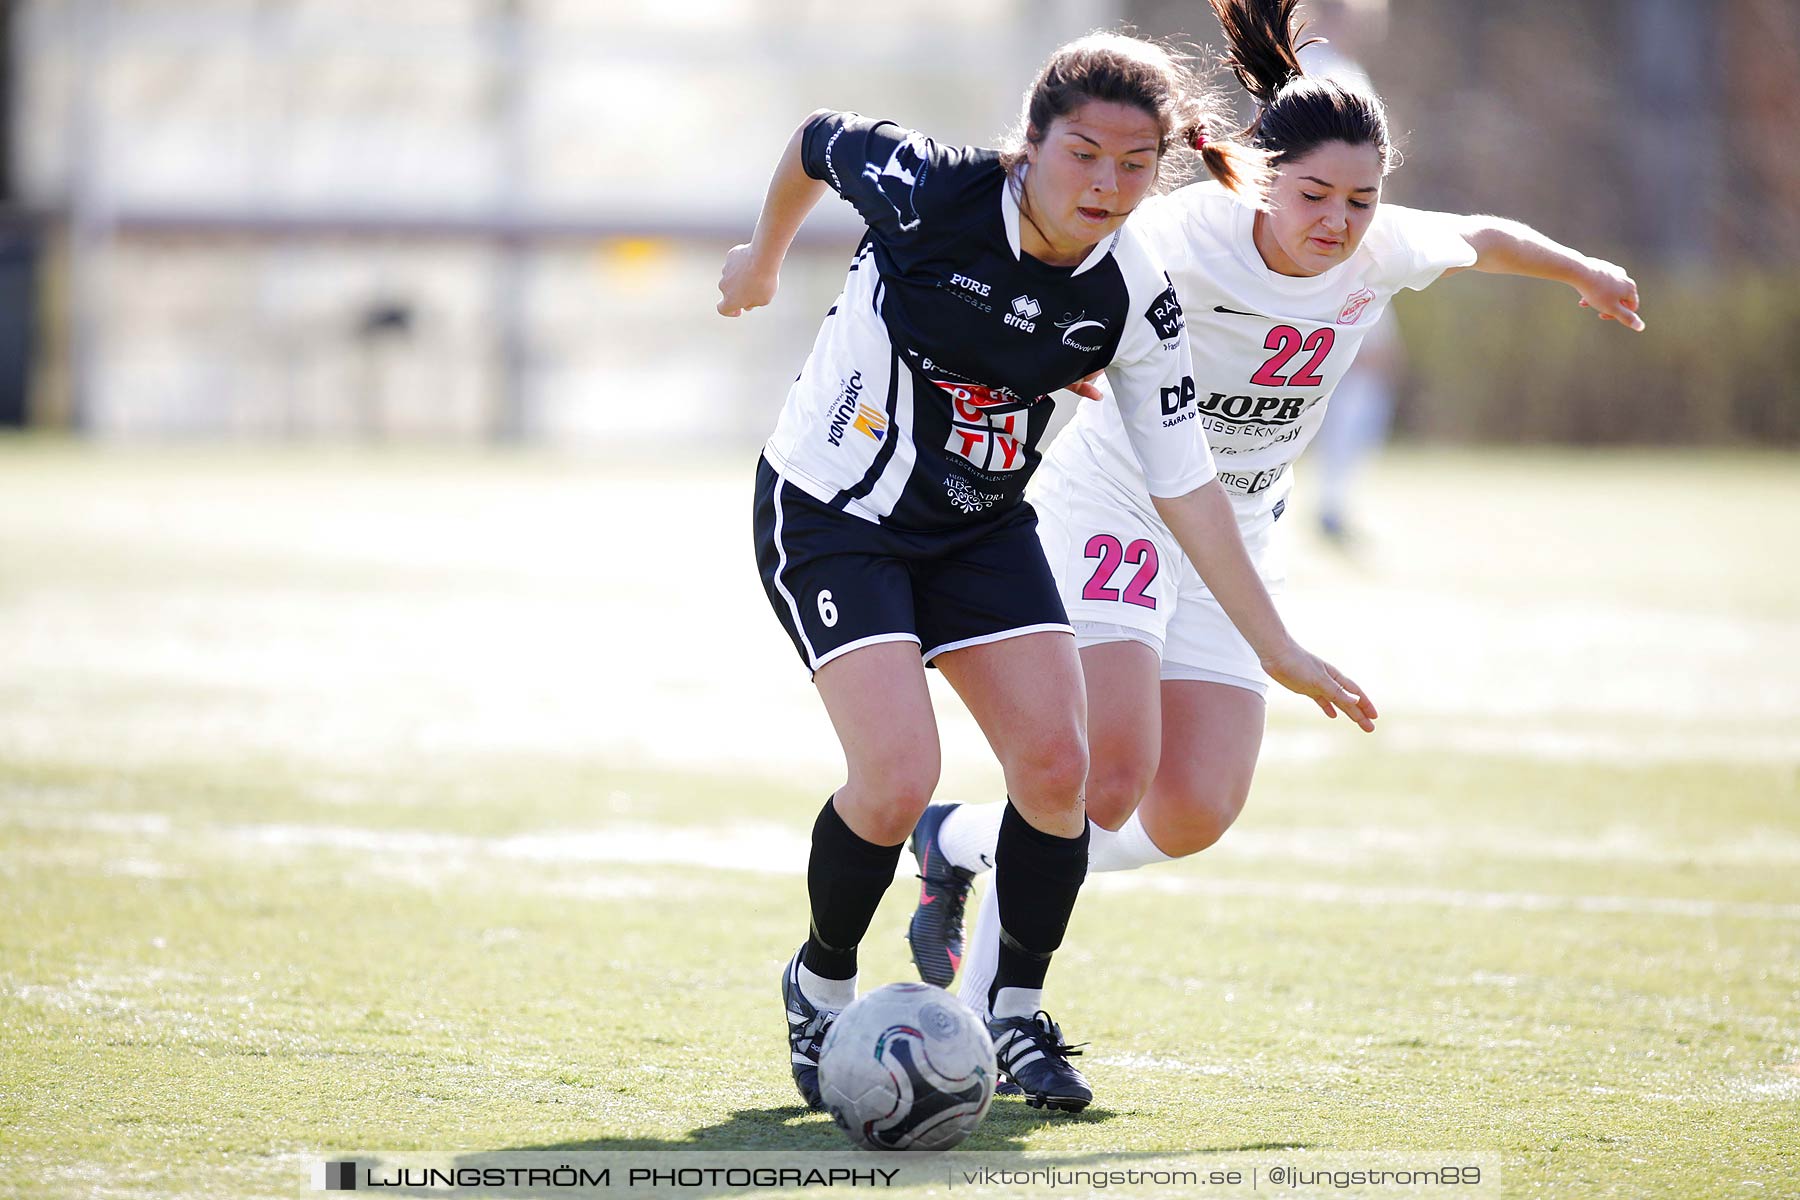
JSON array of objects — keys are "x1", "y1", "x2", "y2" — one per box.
[
  {"x1": 717, "y1": 110, "x2": 834, "y2": 317},
  {"x1": 1150, "y1": 484, "x2": 1377, "y2": 731},
  {"x1": 1107, "y1": 270, "x2": 1375, "y2": 730},
  {"x1": 1442, "y1": 215, "x2": 1644, "y2": 332}
]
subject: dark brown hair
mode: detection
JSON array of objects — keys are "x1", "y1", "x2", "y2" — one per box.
[
  {"x1": 1210, "y1": 0, "x2": 1398, "y2": 172},
  {"x1": 1002, "y1": 31, "x2": 1270, "y2": 198}
]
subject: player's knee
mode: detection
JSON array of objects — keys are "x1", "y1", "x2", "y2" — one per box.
[
  {"x1": 846, "y1": 748, "x2": 940, "y2": 822},
  {"x1": 1005, "y1": 733, "x2": 1089, "y2": 810},
  {"x1": 1152, "y1": 782, "x2": 1249, "y2": 857},
  {"x1": 1084, "y1": 748, "x2": 1157, "y2": 832}
]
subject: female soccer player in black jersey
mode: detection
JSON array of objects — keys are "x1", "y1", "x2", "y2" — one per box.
[{"x1": 719, "y1": 33, "x2": 1376, "y2": 1113}]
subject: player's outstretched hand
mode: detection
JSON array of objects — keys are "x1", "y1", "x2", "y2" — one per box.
[
  {"x1": 1260, "y1": 641, "x2": 1378, "y2": 732},
  {"x1": 717, "y1": 244, "x2": 779, "y2": 317},
  {"x1": 1574, "y1": 259, "x2": 1645, "y2": 332}
]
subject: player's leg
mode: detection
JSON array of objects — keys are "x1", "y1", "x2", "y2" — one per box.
[
  {"x1": 950, "y1": 632, "x2": 1164, "y2": 1019},
  {"x1": 1137, "y1": 583, "x2": 1271, "y2": 856},
  {"x1": 906, "y1": 473, "x2": 1176, "y2": 988},
  {"x1": 931, "y1": 629, "x2": 1095, "y2": 1110},
  {"x1": 1080, "y1": 637, "x2": 1164, "y2": 832},
  {"x1": 915, "y1": 506, "x2": 1096, "y2": 1109},
  {"x1": 779, "y1": 645, "x2": 940, "y2": 1111},
  {"x1": 754, "y1": 461, "x2": 938, "y2": 1108},
  {"x1": 1135, "y1": 676, "x2": 1264, "y2": 857}
]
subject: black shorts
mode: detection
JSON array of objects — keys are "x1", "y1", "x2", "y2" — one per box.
[{"x1": 753, "y1": 457, "x2": 1071, "y2": 673}]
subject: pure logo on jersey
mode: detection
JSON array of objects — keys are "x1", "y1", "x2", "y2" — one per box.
[
  {"x1": 1146, "y1": 275, "x2": 1184, "y2": 342},
  {"x1": 862, "y1": 135, "x2": 930, "y2": 234},
  {"x1": 1055, "y1": 310, "x2": 1108, "y2": 353},
  {"x1": 1004, "y1": 294, "x2": 1040, "y2": 333},
  {"x1": 936, "y1": 379, "x2": 1031, "y2": 473},
  {"x1": 824, "y1": 371, "x2": 868, "y2": 447},
  {"x1": 943, "y1": 271, "x2": 994, "y2": 314},
  {"x1": 1337, "y1": 287, "x2": 1376, "y2": 325}
]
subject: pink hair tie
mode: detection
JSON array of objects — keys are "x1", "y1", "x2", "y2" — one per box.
[{"x1": 1190, "y1": 127, "x2": 1207, "y2": 151}]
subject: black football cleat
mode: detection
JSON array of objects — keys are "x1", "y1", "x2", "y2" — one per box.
[
  {"x1": 781, "y1": 949, "x2": 838, "y2": 1111},
  {"x1": 989, "y1": 1010, "x2": 1092, "y2": 1112},
  {"x1": 907, "y1": 804, "x2": 976, "y2": 987}
]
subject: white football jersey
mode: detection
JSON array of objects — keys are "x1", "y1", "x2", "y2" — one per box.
[{"x1": 1044, "y1": 181, "x2": 1475, "y2": 533}]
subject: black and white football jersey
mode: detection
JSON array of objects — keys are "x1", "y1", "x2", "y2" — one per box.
[{"x1": 762, "y1": 112, "x2": 1214, "y2": 530}]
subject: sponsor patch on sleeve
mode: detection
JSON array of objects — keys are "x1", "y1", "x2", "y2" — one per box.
[{"x1": 1145, "y1": 274, "x2": 1185, "y2": 342}]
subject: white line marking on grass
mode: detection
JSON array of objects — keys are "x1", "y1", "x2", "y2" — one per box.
[
  {"x1": 1089, "y1": 874, "x2": 1800, "y2": 920},
  {"x1": 218, "y1": 821, "x2": 810, "y2": 873},
  {"x1": 23, "y1": 811, "x2": 1795, "y2": 917},
  {"x1": 1209, "y1": 824, "x2": 1800, "y2": 868}
]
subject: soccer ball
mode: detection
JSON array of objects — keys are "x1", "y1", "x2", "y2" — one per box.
[{"x1": 818, "y1": 982, "x2": 995, "y2": 1151}]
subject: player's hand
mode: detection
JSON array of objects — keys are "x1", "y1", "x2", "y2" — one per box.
[
  {"x1": 717, "y1": 244, "x2": 779, "y2": 317},
  {"x1": 1259, "y1": 641, "x2": 1378, "y2": 732},
  {"x1": 1069, "y1": 368, "x2": 1107, "y2": 402},
  {"x1": 1574, "y1": 259, "x2": 1644, "y2": 332}
]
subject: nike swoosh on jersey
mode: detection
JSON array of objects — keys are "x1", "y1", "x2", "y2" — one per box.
[{"x1": 1213, "y1": 305, "x2": 1270, "y2": 319}]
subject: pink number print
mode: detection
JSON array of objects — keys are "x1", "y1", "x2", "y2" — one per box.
[
  {"x1": 1290, "y1": 328, "x2": 1335, "y2": 387},
  {"x1": 1081, "y1": 534, "x2": 1124, "y2": 602},
  {"x1": 1082, "y1": 534, "x2": 1160, "y2": 610},
  {"x1": 1249, "y1": 326, "x2": 1302, "y2": 386},
  {"x1": 1250, "y1": 325, "x2": 1335, "y2": 387}
]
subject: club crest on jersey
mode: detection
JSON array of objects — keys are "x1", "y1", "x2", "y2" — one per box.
[
  {"x1": 862, "y1": 135, "x2": 930, "y2": 234},
  {"x1": 1146, "y1": 274, "x2": 1184, "y2": 342},
  {"x1": 1004, "y1": 294, "x2": 1040, "y2": 333},
  {"x1": 1337, "y1": 286, "x2": 1376, "y2": 325},
  {"x1": 936, "y1": 379, "x2": 1032, "y2": 473},
  {"x1": 1055, "y1": 310, "x2": 1109, "y2": 353}
]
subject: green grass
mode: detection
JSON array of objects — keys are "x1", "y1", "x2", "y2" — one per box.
[{"x1": 1, "y1": 441, "x2": 1797, "y2": 1198}]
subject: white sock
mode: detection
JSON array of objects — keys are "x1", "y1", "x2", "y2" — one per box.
[
  {"x1": 990, "y1": 986, "x2": 1043, "y2": 1021},
  {"x1": 797, "y1": 961, "x2": 856, "y2": 1011},
  {"x1": 956, "y1": 881, "x2": 1000, "y2": 1022},
  {"x1": 935, "y1": 802, "x2": 1005, "y2": 873},
  {"x1": 1088, "y1": 811, "x2": 1176, "y2": 873}
]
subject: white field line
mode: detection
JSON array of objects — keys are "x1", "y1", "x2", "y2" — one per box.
[
  {"x1": 11, "y1": 810, "x2": 1800, "y2": 921},
  {"x1": 216, "y1": 820, "x2": 813, "y2": 875},
  {"x1": 1086, "y1": 872, "x2": 1800, "y2": 921}
]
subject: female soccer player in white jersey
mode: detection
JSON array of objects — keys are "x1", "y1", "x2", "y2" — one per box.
[
  {"x1": 719, "y1": 33, "x2": 1378, "y2": 1112},
  {"x1": 906, "y1": 0, "x2": 1645, "y2": 1053}
]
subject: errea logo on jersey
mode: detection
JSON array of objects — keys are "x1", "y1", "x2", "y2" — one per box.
[{"x1": 1004, "y1": 294, "x2": 1040, "y2": 333}]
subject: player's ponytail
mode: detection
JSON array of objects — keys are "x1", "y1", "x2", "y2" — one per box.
[
  {"x1": 1212, "y1": 0, "x2": 1312, "y2": 109},
  {"x1": 1209, "y1": 0, "x2": 1398, "y2": 172},
  {"x1": 1002, "y1": 32, "x2": 1272, "y2": 201},
  {"x1": 1185, "y1": 119, "x2": 1274, "y2": 200}
]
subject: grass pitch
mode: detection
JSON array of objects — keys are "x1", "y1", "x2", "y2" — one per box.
[{"x1": 1, "y1": 442, "x2": 1796, "y2": 1198}]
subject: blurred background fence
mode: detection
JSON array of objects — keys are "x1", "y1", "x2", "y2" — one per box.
[{"x1": 2, "y1": 0, "x2": 1797, "y2": 446}]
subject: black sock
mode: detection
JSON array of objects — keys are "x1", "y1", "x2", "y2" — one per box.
[
  {"x1": 801, "y1": 795, "x2": 904, "y2": 980},
  {"x1": 990, "y1": 800, "x2": 1089, "y2": 1007}
]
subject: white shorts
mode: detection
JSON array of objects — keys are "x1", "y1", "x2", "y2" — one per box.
[{"x1": 1029, "y1": 468, "x2": 1283, "y2": 698}]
